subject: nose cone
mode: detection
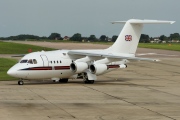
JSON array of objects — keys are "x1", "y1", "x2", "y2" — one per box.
[
  {"x1": 7, "y1": 67, "x2": 17, "y2": 77},
  {"x1": 7, "y1": 64, "x2": 20, "y2": 78}
]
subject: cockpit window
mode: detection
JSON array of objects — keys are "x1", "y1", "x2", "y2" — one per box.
[
  {"x1": 20, "y1": 59, "x2": 28, "y2": 63},
  {"x1": 33, "y1": 59, "x2": 37, "y2": 64},
  {"x1": 28, "y1": 59, "x2": 33, "y2": 64},
  {"x1": 20, "y1": 59, "x2": 37, "y2": 64}
]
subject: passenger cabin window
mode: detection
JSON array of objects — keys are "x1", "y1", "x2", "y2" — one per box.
[{"x1": 20, "y1": 59, "x2": 28, "y2": 63}]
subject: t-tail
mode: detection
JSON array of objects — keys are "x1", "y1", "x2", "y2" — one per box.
[{"x1": 107, "y1": 19, "x2": 175, "y2": 54}]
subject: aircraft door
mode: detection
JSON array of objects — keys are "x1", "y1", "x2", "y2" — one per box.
[{"x1": 40, "y1": 55, "x2": 49, "y2": 66}]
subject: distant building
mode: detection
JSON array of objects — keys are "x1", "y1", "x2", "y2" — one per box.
[
  {"x1": 162, "y1": 41, "x2": 166, "y2": 43},
  {"x1": 153, "y1": 37, "x2": 160, "y2": 42},
  {"x1": 63, "y1": 36, "x2": 70, "y2": 40},
  {"x1": 107, "y1": 38, "x2": 112, "y2": 42},
  {"x1": 151, "y1": 37, "x2": 161, "y2": 43},
  {"x1": 172, "y1": 40, "x2": 179, "y2": 43}
]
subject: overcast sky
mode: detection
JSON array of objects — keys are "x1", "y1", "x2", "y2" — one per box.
[{"x1": 0, "y1": 0, "x2": 179, "y2": 37}]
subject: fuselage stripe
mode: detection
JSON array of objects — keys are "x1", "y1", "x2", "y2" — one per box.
[
  {"x1": 107, "y1": 65, "x2": 119, "y2": 69},
  {"x1": 21, "y1": 66, "x2": 70, "y2": 71},
  {"x1": 54, "y1": 66, "x2": 70, "y2": 70}
]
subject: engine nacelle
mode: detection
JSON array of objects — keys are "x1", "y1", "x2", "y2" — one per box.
[
  {"x1": 70, "y1": 62, "x2": 88, "y2": 73},
  {"x1": 89, "y1": 64, "x2": 107, "y2": 75}
]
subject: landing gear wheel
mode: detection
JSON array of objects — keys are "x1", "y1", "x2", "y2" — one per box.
[
  {"x1": 18, "y1": 80, "x2": 24, "y2": 85},
  {"x1": 90, "y1": 80, "x2": 94, "y2": 84},
  {"x1": 59, "y1": 79, "x2": 68, "y2": 83},
  {"x1": 84, "y1": 80, "x2": 94, "y2": 84},
  {"x1": 83, "y1": 73, "x2": 94, "y2": 84}
]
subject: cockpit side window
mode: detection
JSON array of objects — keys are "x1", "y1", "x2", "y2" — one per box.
[
  {"x1": 28, "y1": 59, "x2": 33, "y2": 64},
  {"x1": 20, "y1": 59, "x2": 28, "y2": 63},
  {"x1": 33, "y1": 59, "x2": 37, "y2": 64}
]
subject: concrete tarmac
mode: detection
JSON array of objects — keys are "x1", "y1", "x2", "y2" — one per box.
[
  {"x1": 0, "y1": 58, "x2": 180, "y2": 120},
  {"x1": 0, "y1": 41, "x2": 180, "y2": 120}
]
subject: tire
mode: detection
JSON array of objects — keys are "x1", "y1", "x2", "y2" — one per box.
[
  {"x1": 18, "y1": 80, "x2": 24, "y2": 85},
  {"x1": 89, "y1": 80, "x2": 94, "y2": 84},
  {"x1": 84, "y1": 79, "x2": 94, "y2": 84},
  {"x1": 59, "y1": 79, "x2": 68, "y2": 83}
]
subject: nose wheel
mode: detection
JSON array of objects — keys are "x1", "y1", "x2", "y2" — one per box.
[{"x1": 18, "y1": 80, "x2": 24, "y2": 85}]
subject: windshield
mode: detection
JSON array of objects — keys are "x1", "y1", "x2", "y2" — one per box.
[
  {"x1": 33, "y1": 59, "x2": 37, "y2": 64},
  {"x1": 20, "y1": 59, "x2": 37, "y2": 64},
  {"x1": 20, "y1": 59, "x2": 28, "y2": 63},
  {"x1": 28, "y1": 59, "x2": 33, "y2": 64}
]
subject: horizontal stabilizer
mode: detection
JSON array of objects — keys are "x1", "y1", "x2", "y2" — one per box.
[{"x1": 112, "y1": 19, "x2": 175, "y2": 24}]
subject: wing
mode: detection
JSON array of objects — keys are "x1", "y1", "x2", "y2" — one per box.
[{"x1": 68, "y1": 50, "x2": 159, "y2": 62}]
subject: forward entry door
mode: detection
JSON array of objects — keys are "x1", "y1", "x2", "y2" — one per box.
[{"x1": 40, "y1": 55, "x2": 49, "y2": 66}]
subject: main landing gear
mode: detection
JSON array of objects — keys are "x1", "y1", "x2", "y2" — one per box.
[
  {"x1": 18, "y1": 79, "x2": 24, "y2": 85},
  {"x1": 83, "y1": 73, "x2": 94, "y2": 84},
  {"x1": 84, "y1": 80, "x2": 94, "y2": 84},
  {"x1": 59, "y1": 78, "x2": 68, "y2": 83}
]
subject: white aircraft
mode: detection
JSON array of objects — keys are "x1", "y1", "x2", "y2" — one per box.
[{"x1": 7, "y1": 19, "x2": 175, "y2": 85}]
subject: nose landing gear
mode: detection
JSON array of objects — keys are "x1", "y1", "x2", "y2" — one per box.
[{"x1": 18, "y1": 79, "x2": 24, "y2": 85}]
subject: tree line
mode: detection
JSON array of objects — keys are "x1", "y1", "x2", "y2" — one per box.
[{"x1": 0, "y1": 32, "x2": 180, "y2": 43}]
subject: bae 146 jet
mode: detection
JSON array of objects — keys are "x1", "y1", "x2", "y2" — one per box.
[{"x1": 7, "y1": 19, "x2": 175, "y2": 85}]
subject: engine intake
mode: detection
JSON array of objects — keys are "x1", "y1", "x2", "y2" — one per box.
[
  {"x1": 70, "y1": 62, "x2": 88, "y2": 73},
  {"x1": 89, "y1": 64, "x2": 107, "y2": 75}
]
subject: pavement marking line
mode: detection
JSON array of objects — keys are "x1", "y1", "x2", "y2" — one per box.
[
  {"x1": 83, "y1": 85, "x2": 176, "y2": 120},
  {"x1": 23, "y1": 86, "x2": 78, "y2": 120}
]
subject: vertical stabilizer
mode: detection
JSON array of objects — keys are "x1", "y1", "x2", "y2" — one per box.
[{"x1": 107, "y1": 19, "x2": 175, "y2": 54}]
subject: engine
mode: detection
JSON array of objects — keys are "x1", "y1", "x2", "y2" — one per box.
[
  {"x1": 90, "y1": 64, "x2": 127, "y2": 75},
  {"x1": 70, "y1": 62, "x2": 88, "y2": 73},
  {"x1": 89, "y1": 64, "x2": 107, "y2": 75}
]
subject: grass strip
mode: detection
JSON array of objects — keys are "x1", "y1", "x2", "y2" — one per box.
[
  {"x1": 0, "y1": 41, "x2": 55, "y2": 54},
  {"x1": 0, "y1": 58, "x2": 18, "y2": 81},
  {"x1": 138, "y1": 43, "x2": 180, "y2": 51}
]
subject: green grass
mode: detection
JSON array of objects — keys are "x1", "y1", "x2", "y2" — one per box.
[
  {"x1": 138, "y1": 43, "x2": 180, "y2": 51},
  {"x1": 0, "y1": 41, "x2": 55, "y2": 54},
  {"x1": 1, "y1": 41, "x2": 180, "y2": 55},
  {"x1": 42, "y1": 40, "x2": 180, "y2": 51},
  {"x1": 0, "y1": 58, "x2": 18, "y2": 81}
]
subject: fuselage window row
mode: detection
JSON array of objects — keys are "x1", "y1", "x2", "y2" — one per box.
[{"x1": 49, "y1": 60, "x2": 62, "y2": 64}]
